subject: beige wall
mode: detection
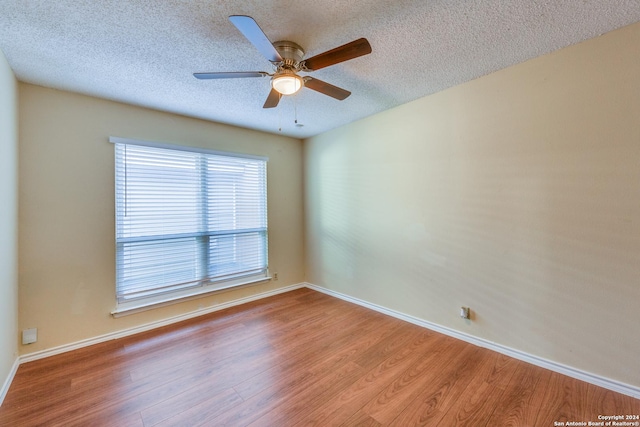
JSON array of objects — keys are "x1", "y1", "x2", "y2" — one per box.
[
  {"x1": 0, "y1": 49, "x2": 19, "y2": 391},
  {"x1": 305, "y1": 22, "x2": 640, "y2": 387},
  {"x1": 18, "y1": 84, "x2": 305, "y2": 353}
]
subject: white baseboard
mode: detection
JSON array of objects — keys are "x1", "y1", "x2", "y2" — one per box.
[
  {"x1": 304, "y1": 283, "x2": 640, "y2": 400},
  {"x1": 0, "y1": 357, "x2": 19, "y2": 407},
  {"x1": 9, "y1": 282, "x2": 639, "y2": 402},
  {"x1": 19, "y1": 283, "x2": 305, "y2": 364}
]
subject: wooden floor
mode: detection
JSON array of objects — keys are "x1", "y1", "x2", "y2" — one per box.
[{"x1": 1, "y1": 288, "x2": 638, "y2": 426}]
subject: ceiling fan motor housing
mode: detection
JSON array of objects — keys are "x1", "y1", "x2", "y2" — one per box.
[{"x1": 273, "y1": 41, "x2": 305, "y2": 67}]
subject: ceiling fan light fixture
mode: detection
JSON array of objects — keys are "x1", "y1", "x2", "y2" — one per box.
[
  {"x1": 272, "y1": 71, "x2": 303, "y2": 95},
  {"x1": 195, "y1": 16, "x2": 372, "y2": 109}
]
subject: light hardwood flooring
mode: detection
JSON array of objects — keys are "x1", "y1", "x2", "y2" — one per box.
[{"x1": 1, "y1": 288, "x2": 638, "y2": 426}]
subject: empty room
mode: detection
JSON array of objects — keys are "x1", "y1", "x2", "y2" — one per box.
[{"x1": 1, "y1": 1, "x2": 639, "y2": 426}]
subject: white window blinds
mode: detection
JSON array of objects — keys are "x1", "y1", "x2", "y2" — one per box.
[{"x1": 113, "y1": 139, "x2": 268, "y2": 310}]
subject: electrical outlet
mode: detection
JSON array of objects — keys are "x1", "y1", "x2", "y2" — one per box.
[
  {"x1": 460, "y1": 307, "x2": 470, "y2": 319},
  {"x1": 22, "y1": 328, "x2": 38, "y2": 345},
  {"x1": 273, "y1": 272, "x2": 278, "y2": 281}
]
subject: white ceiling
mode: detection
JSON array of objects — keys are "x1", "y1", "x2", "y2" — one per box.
[{"x1": 1, "y1": 1, "x2": 640, "y2": 139}]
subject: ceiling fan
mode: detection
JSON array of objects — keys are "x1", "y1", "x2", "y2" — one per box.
[{"x1": 194, "y1": 15, "x2": 372, "y2": 108}]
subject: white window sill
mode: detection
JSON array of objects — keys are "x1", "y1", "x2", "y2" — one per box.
[{"x1": 111, "y1": 276, "x2": 272, "y2": 318}]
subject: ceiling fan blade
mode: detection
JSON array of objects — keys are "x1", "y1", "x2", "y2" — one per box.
[
  {"x1": 263, "y1": 88, "x2": 282, "y2": 108},
  {"x1": 304, "y1": 77, "x2": 351, "y2": 100},
  {"x1": 303, "y1": 38, "x2": 372, "y2": 71},
  {"x1": 229, "y1": 15, "x2": 283, "y2": 63},
  {"x1": 194, "y1": 71, "x2": 269, "y2": 79}
]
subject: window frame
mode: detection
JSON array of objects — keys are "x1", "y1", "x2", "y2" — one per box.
[{"x1": 109, "y1": 136, "x2": 270, "y2": 316}]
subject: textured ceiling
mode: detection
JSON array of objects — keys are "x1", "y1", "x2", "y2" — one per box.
[{"x1": 1, "y1": 1, "x2": 640, "y2": 138}]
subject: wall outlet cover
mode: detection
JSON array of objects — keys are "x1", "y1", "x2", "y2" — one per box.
[{"x1": 22, "y1": 328, "x2": 38, "y2": 345}]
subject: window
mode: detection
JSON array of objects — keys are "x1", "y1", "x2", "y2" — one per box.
[{"x1": 111, "y1": 137, "x2": 268, "y2": 313}]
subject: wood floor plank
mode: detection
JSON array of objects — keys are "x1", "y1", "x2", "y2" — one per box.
[
  {"x1": 351, "y1": 339, "x2": 474, "y2": 425},
  {"x1": 290, "y1": 329, "x2": 444, "y2": 426},
  {"x1": 385, "y1": 345, "x2": 488, "y2": 427},
  {"x1": 534, "y1": 370, "x2": 592, "y2": 425},
  {"x1": 425, "y1": 350, "x2": 519, "y2": 426},
  {"x1": 215, "y1": 361, "x2": 365, "y2": 427},
  {"x1": 233, "y1": 309, "x2": 398, "y2": 401},
  {"x1": 342, "y1": 412, "x2": 384, "y2": 426},
  {"x1": 238, "y1": 323, "x2": 412, "y2": 427},
  {"x1": 148, "y1": 387, "x2": 243, "y2": 427},
  {"x1": 484, "y1": 362, "x2": 545, "y2": 426},
  {"x1": 1, "y1": 288, "x2": 638, "y2": 427}
]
